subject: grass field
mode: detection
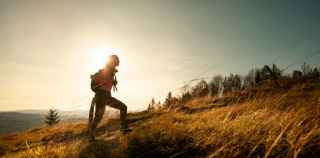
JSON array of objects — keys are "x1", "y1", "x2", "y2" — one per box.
[{"x1": 1, "y1": 80, "x2": 319, "y2": 158}]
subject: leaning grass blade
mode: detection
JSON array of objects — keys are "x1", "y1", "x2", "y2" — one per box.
[{"x1": 264, "y1": 121, "x2": 292, "y2": 158}]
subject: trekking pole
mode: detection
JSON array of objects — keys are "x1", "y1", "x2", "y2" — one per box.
[
  {"x1": 113, "y1": 75, "x2": 118, "y2": 92},
  {"x1": 88, "y1": 96, "x2": 96, "y2": 124}
]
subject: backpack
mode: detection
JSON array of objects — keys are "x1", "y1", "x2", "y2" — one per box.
[
  {"x1": 90, "y1": 73, "x2": 100, "y2": 92},
  {"x1": 90, "y1": 70, "x2": 118, "y2": 93}
]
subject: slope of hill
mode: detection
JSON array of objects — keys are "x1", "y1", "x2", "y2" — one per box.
[
  {"x1": 0, "y1": 110, "x2": 88, "y2": 135},
  {"x1": 0, "y1": 112, "x2": 44, "y2": 135},
  {"x1": 1, "y1": 80, "x2": 320, "y2": 158}
]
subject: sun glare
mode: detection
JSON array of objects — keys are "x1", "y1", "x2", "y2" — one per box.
[{"x1": 90, "y1": 47, "x2": 120, "y2": 71}]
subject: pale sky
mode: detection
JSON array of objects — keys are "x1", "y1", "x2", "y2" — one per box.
[{"x1": 1, "y1": 0, "x2": 320, "y2": 111}]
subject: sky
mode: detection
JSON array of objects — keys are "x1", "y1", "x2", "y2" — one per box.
[{"x1": 0, "y1": 0, "x2": 320, "y2": 111}]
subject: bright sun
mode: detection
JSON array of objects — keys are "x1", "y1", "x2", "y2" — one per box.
[{"x1": 89, "y1": 47, "x2": 122, "y2": 71}]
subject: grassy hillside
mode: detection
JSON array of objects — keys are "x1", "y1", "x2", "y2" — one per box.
[{"x1": 1, "y1": 79, "x2": 319, "y2": 158}]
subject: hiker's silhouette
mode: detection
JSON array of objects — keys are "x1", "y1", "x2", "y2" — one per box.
[{"x1": 88, "y1": 54, "x2": 130, "y2": 141}]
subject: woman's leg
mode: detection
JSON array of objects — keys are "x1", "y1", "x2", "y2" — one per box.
[
  {"x1": 88, "y1": 92, "x2": 106, "y2": 139},
  {"x1": 106, "y1": 95, "x2": 128, "y2": 130}
]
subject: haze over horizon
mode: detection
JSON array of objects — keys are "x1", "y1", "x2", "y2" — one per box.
[{"x1": 1, "y1": 0, "x2": 320, "y2": 111}]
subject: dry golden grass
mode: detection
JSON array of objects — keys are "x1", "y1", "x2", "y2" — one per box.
[
  {"x1": 1, "y1": 82, "x2": 320, "y2": 158},
  {"x1": 122, "y1": 82, "x2": 320, "y2": 158}
]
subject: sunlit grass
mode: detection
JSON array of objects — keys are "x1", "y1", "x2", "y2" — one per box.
[{"x1": 2, "y1": 82, "x2": 319, "y2": 158}]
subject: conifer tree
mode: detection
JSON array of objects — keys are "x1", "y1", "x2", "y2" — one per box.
[{"x1": 45, "y1": 109, "x2": 60, "y2": 126}]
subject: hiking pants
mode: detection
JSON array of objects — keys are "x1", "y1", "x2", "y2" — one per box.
[{"x1": 88, "y1": 90, "x2": 127, "y2": 134}]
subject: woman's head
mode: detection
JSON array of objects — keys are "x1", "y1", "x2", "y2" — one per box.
[{"x1": 106, "y1": 54, "x2": 120, "y2": 68}]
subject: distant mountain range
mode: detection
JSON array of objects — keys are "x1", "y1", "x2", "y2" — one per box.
[{"x1": 0, "y1": 109, "x2": 88, "y2": 135}]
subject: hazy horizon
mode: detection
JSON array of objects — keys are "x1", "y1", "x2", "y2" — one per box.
[{"x1": 1, "y1": 0, "x2": 320, "y2": 111}]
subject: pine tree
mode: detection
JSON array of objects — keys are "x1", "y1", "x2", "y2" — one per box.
[
  {"x1": 301, "y1": 62, "x2": 312, "y2": 76},
  {"x1": 164, "y1": 92, "x2": 173, "y2": 107},
  {"x1": 148, "y1": 98, "x2": 156, "y2": 111},
  {"x1": 45, "y1": 109, "x2": 60, "y2": 126},
  {"x1": 151, "y1": 98, "x2": 155, "y2": 106}
]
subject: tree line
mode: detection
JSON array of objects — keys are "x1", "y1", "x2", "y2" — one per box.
[{"x1": 148, "y1": 63, "x2": 320, "y2": 111}]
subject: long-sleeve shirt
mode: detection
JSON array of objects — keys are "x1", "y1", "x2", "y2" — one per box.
[{"x1": 92, "y1": 68, "x2": 117, "y2": 92}]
